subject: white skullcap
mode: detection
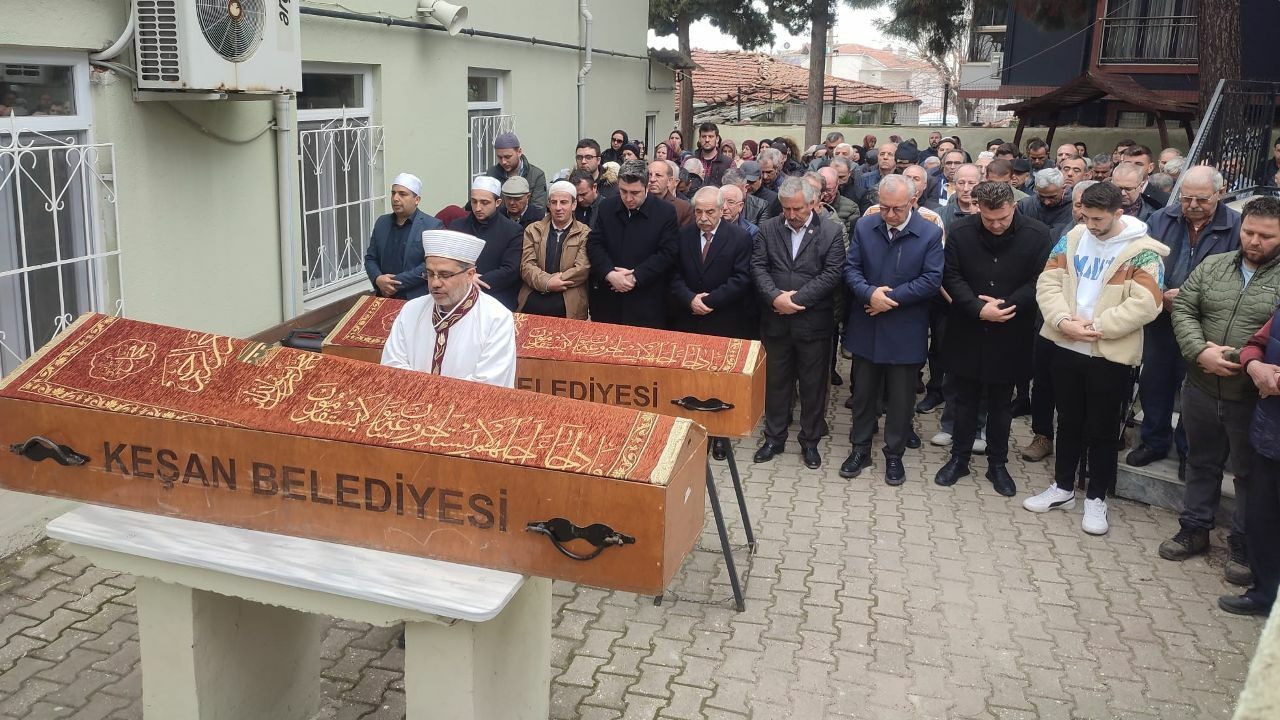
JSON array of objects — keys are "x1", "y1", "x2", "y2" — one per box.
[
  {"x1": 391, "y1": 172, "x2": 422, "y2": 197},
  {"x1": 422, "y1": 229, "x2": 486, "y2": 265},
  {"x1": 548, "y1": 180, "x2": 577, "y2": 199},
  {"x1": 470, "y1": 175, "x2": 502, "y2": 197}
]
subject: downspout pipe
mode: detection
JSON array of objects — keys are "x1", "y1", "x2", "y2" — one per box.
[
  {"x1": 577, "y1": 0, "x2": 593, "y2": 141},
  {"x1": 274, "y1": 94, "x2": 300, "y2": 321}
]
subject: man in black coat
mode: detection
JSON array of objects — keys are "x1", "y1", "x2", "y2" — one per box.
[
  {"x1": 449, "y1": 176, "x2": 524, "y2": 310},
  {"x1": 750, "y1": 176, "x2": 847, "y2": 469},
  {"x1": 934, "y1": 182, "x2": 1053, "y2": 497},
  {"x1": 586, "y1": 160, "x2": 679, "y2": 329}
]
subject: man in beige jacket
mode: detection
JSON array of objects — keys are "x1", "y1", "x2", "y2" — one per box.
[
  {"x1": 518, "y1": 181, "x2": 591, "y2": 319},
  {"x1": 1022, "y1": 182, "x2": 1168, "y2": 535}
]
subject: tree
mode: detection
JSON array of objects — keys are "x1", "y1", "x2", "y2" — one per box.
[
  {"x1": 877, "y1": 0, "x2": 977, "y2": 125},
  {"x1": 1196, "y1": 0, "x2": 1240, "y2": 114},
  {"x1": 650, "y1": 1, "x2": 775, "y2": 145}
]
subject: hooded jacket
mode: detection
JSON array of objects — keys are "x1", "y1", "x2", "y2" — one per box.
[{"x1": 1037, "y1": 215, "x2": 1169, "y2": 366}]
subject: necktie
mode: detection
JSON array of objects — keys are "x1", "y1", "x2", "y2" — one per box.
[
  {"x1": 702, "y1": 232, "x2": 713, "y2": 261},
  {"x1": 890, "y1": 227, "x2": 900, "y2": 241}
]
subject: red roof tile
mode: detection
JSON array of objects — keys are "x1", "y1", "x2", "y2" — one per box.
[{"x1": 689, "y1": 50, "x2": 917, "y2": 106}]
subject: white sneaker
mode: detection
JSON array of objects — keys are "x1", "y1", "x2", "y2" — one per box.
[
  {"x1": 1082, "y1": 498, "x2": 1109, "y2": 535},
  {"x1": 930, "y1": 432, "x2": 953, "y2": 446},
  {"x1": 1022, "y1": 484, "x2": 1076, "y2": 513},
  {"x1": 972, "y1": 437, "x2": 988, "y2": 454}
]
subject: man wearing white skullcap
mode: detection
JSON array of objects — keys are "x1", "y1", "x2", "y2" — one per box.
[
  {"x1": 364, "y1": 172, "x2": 444, "y2": 300},
  {"x1": 381, "y1": 229, "x2": 516, "y2": 387},
  {"x1": 518, "y1": 180, "x2": 591, "y2": 319},
  {"x1": 448, "y1": 175, "x2": 524, "y2": 310}
]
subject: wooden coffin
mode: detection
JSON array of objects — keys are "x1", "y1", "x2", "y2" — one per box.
[
  {"x1": 324, "y1": 296, "x2": 766, "y2": 438},
  {"x1": 0, "y1": 314, "x2": 706, "y2": 595}
]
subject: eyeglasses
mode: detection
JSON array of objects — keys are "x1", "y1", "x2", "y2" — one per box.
[
  {"x1": 575, "y1": 154, "x2": 598, "y2": 161},
  {"x1": 1180, "y1": 194, "x2": 1215, "y2": 204},
  {"x1": 424, "y1": 269, "x2": 469, "y2": 281}
]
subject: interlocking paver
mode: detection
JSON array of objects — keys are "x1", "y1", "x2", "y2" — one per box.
[{"x1": 0, "y1": 382, "x2": 1267, "y2": 718}]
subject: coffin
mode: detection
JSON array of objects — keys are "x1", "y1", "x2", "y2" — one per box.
[
  {"x1": 324, "y1": 296, "x2": 766, "y2": 438},
  {"x1": 0, "y1": 314, "x2": 707, "y2": 595}
]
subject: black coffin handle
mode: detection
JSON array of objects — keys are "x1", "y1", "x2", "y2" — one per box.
[
  {"x1": 671, "y1": 396, "x2": 735, "y2": 413},
  {"x1": 10, "y1": 436, "x2": 90, "y2": 466},
  {"x1": 526, "y1": 518, "x2": 635, "y2": 561}
]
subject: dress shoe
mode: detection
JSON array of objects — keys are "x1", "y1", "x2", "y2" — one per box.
[
  {"x1": 844, "y1": 394, "x2": 854, "y2": 409},
  {"x1": 830, "y1": 370, "x2": 844, "y2": 386},
  {"x1": 915, "y1": 391, "x2": 944, "y2": 413},
  {"x1": 934, "y1": 456, "x2": 970, "y2": 487},
  {"x1": 1124, "y1": 444, "x2": 1166, "y2": 467},
  {"x1": 802, "y1": 446, "x2": 822, "y2": 469},
  {"x1": 839, "y1": 450, "x2": 872, "y2": 479},
  {"x1": 1020, "y1": 434, "x2": 1053, "y2": 462},
  {"x1": 906, "y1": 428, "x2": 921, "y2": 449},
  {"x1": 1009, "y1": 396, "x2": 1032, "y2": 418},
  {"x1": 711, "y1": 438, "x2": 729, "y2": 461},
  {"x1": 986, "y1": 464, "x2": 1017, "y2": 497},
  {"x1": 1218, "y1": 594, "x2": 1272, "y2": 617},
  {"x1": 884, "y1": 456, "x2": 906, "y2": 486},
  {"x1": 753, "y1": 442, "x2": 785, "y2": 463}
]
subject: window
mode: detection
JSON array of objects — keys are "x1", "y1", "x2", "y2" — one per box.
[
  {"x1": 1100, "y1": 0, "x2": 1196, "y2": 64},
  {"x1": 296, "y1": 64, "x2": 384, "y2": 305},
  {"x1": 644, "y1": 113, "x2": 657, "y2": 161},
  {"x1": 0, "y1": 52, "x2": 121, "y2": 376},
  {"x1": 467, "y1": 68, "x2": 513, "y2": 179}
]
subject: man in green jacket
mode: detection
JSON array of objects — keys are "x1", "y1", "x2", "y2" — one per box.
[{"x1": 1161, "y1": 196, "x2": 1280, "y2": 587}]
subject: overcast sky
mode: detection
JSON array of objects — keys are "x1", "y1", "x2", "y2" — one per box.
[{"x1": 648, "y1": 5, "x2": 896, "y2": 54}]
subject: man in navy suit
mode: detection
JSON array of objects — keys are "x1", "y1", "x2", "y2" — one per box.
[
  {"x1": 363, "y1": 172, "x2": 444, "y2": 300},
  {"x1": 840, "y1": 174, "x2": 945, "y2": 486},
  {"x1": 750, "y1": 176, "x2": 847, "y2": 469}
]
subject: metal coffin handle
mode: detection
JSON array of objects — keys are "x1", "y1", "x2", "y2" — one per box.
[
  {"x1": 671, "y1": 396, "x2": 735, "y2": 413},
  {"x1": 526, "y1": 518, "x2": 635, "y2": 561},
  {"x1": 10, "y1": 436, "x2": 90, "y2": 466}
]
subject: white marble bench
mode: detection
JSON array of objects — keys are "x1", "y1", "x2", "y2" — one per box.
[{"x1": 46, "y1": 506, "x2": 551, "y2": 719}]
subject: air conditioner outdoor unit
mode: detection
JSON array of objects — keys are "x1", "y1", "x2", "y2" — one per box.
[{"x1": 133, "y1": 0, "x2": 301, "y2": 94}]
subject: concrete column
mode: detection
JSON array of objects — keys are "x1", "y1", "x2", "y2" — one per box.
[
  {"x1": 404, "y1": 577, "x2": 552, "y2": 720},
  {"x1": 135, "y1": 577, "x2": 321, "y2": 720}
]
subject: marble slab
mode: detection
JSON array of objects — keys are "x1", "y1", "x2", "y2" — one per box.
[{"x1": 47, "y1": 506, "x2": 524, "y2": 622}]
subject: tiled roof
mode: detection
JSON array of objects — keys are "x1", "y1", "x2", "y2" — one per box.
[{"x1": 689, "y1": 50, "x2": 918, "y2": 106}]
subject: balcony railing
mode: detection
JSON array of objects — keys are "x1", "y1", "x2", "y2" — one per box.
[{"x1": 1099, "y1": 15, "x2": 1197, "y2": 64}]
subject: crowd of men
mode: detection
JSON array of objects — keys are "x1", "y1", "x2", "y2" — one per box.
[{"x1": 365, "y1": 124, "x2": 1280, "y2": 618}]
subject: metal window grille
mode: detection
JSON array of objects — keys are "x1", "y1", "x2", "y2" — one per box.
[
  {"x1": 0, "y1": 126, "x2": 123, "y2": 376},
  {"x1": 468, "y1": 112, "x2": 515, "y2": 180},
  {"x1": 297, "y1": 114, "x2": 384, "y2": 300},
  {"x1": 1176, "y1": 80, "x2": 1280, "y2": 204}
]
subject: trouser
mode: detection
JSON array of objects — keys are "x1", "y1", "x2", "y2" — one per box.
[
  {"x1": 950, "y1": 377, "x2": 1015, "y2": 465},
  {"x1": 1137, "y1": 315, "x2": 1188, "y2": 457},
  {"x1": 925, "y1": 302, "x2": 947, "y2": 394},
  {"x1": 940, "y1": 372, "x2": 987, "y2": 437},
  {"x1": 1245, "y1": 452, "x2": 1280, "y2": 607},
  {"x1": 850, "y1": 361, "x2": 919, "y2": 458},
  {"x1": 1052, "y1": 346, "x2": 1132, "y2": 500},
  {"x1": 1030, "y1": 334, "x2": 1057, "y2": 439},
  {"x1": 1178, "y1": 381, "x2": 1254, "y2": 535},
  {"x1": 763, "y1": 333, "x2": 832, "y2": 447}
]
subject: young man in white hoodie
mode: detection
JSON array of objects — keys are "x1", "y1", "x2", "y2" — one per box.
[{"x1": 1024, "y1": 182, "x2": 1168, "y2": 534}]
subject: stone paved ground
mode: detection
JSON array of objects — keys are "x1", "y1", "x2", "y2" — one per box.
[{"x1": 0, "y1": 383, "x2": 1266, "y2": 720}]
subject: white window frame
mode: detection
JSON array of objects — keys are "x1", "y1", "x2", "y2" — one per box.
[
  {"x1": 296, "y1": 63, "x2": 383, "y2": 309},
  {"x1": 0, "y1": 48, "x2": 122, "y2": 375},
  {"x1": 466, "y1": 68, "x2": 505, "y2": 115},
  {"x1": 467, "y1": 69, "x2": 512, "y2": 181}
]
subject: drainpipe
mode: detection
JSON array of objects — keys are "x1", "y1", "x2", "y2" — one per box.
[
  {"x1": 577, "y1": 0, "x2": 593, "y2": 140},
  {"x1": 274, "y1": 93, "x2": 300, "y2": 321}
]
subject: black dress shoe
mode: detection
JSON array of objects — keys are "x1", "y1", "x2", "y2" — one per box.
[
  {"x1": 915, "y1": 391, "x2": 944, "y2": 413},
  {"x1": 753, "y1": 443, "x2": 785, "y2": 463},
  {"x1": 839, "y1": 450, "x2": 872, "y2": 479},
  {"x1": 844, "y1": 394, "x2": 854, "y2": 409},
  {"x1": 711, "y1": 438, "x2": 729, "y2": 461},
  {"x1": 802, "y1": 446, "x2": 822, "y2": 469},
  {"x1": 934, "y1": 456, "x2": 970, "y2": 486},
  {"x1": 906, "y1": 428, "x2": 921, "y2": 449},
  {"x1": 885, "y1": 456, "x2": 906, "y2": 486},
  {"x1": 1009, "y1": 396, "x2": 1032, "y2": 418},
  {"x1": 1218, "y1": 594, "x2": 1273, "y2": 616},
  {"x1": 986, "y1": 464, "x2": 1017, "y2": 497},
  {"x1": 830, "y1": 370, "x2": 844, "y2": 386},
  {"x1": 1125, "y1": 444, "x2": 1166, "y2": 467}
]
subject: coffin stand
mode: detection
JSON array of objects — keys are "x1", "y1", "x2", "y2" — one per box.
[{"x1": 325, "y1": 296, "x2": 762, "y2": 609}]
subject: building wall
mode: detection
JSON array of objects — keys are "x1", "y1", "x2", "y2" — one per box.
[{"x1": 0, "y1": 0, "x2": 669, "y2": 556}]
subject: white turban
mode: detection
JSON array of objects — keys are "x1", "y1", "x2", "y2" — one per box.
[
  {"x1": 470, "y1": 175, "x2": 502, "y2": 198},
  {"x1": 391, "y1": 172, "x2": 422, "y2": 197},
  {"x1": 548, "y1": 180, "x2": 577, "y2": 200},
  {"x1": 422, "y1": 229, "x2": 486, "y2": 265}
]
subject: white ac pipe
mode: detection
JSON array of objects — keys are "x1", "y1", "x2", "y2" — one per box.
[
  {"x1": 274, "y1": 94, "x2": 300, "y2": 320},
  {"x1": 91, "y1": 0, "x2": 135, "y2": 61},
  {"x1": 576, "y1": 0, "x2": 592, "y2": 140}
]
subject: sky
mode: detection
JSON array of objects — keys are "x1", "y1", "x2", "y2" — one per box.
[{"x1": 648, "y1": 5, "x2": 897, "y2": 54}]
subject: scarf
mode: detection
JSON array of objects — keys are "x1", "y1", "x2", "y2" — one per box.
[{"x1": 430, "y1": 285, "x2": 480, "y2": 375}]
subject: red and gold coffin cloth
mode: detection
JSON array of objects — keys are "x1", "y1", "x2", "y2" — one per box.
[
  {"x1": 0, "y1": 314, "x2": 692, "y2": 485},
  {"x1": 325, "y1": 296, "x2": 766, "y2": 437}
]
